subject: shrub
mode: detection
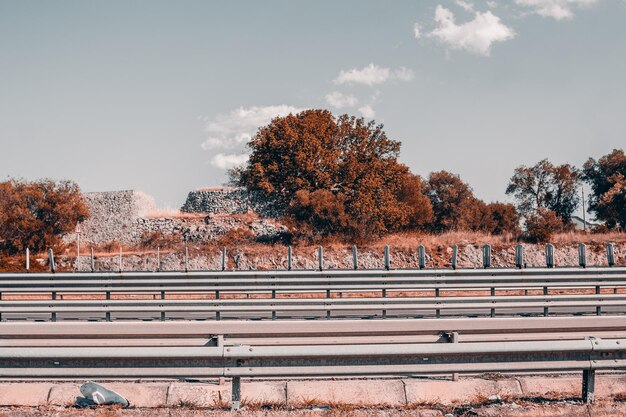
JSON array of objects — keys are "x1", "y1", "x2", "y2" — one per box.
[{"x1": 524, "y1": 208, "x2": 563, "y2": 243}]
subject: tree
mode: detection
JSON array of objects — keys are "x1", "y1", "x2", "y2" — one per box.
[
  {"x1": 0, "y1": 179, "x2": 89, "y2": 254},
  {"x1": 505, "y1": 159, "x2": 580, "y2": 225},
  {"x1": 524, "y1": 208, "x2": 563, "y2": 243},
  {"x1": 582, "y1": 149, "x2": 626, "y2": 229},
  {"x1": 485, "y1": 202, "x2": 520, "y2": 235},
  {"x1": 232, "y1": 109, "x2": 433, "y2": 240},
  {"x1": 426, "y1": 171, "x2": 478, "y2": 232}
]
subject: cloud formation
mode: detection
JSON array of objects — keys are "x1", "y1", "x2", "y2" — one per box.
[
  {"x1": 325, "y1": 91, "x2": 358, "y2": 108},
  {"x1": 358, "y1": 105, "x2": 376, "y2": 118},
  {"x1": 334, "y1": 64, "x2": 416, "y2": 86},
  {"x1": 334, "y1": 63, "x2": 391, "y2": 86},
  {"x1": 201, "y1": 105, "x2": 301, "y2": 150},
  {"x1": 515, "y1": 0, "x2": 599, "y2": 20},
  {"x1": 414, "y1": 23, "x2": 422, "y2": 39},
  {"x1": 210, "y1": 153, "x2": 249, "y2": 169},
  {"x1": 429, "y1": 5, "x2": 515, "y2": 56}
]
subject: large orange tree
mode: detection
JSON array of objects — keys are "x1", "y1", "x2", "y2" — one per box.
[
  {"x1": 0, "y1": 179, "x2": 89, "y2": 254},
  {"x1": 232, "y1": 109, "x2": 432, "y2": 240}
]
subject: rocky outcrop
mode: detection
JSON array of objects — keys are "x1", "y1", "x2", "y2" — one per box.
[{"x1": 181, "y1": 188, "x2": 283, "y2": 218}]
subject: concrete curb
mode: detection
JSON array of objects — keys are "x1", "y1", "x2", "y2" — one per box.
[{"x1": 0, "y1": 376, "x2": 624, "y2": 408}]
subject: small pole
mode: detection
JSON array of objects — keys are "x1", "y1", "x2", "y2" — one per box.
[
  {"x1": 451, "y1": 332, "x2": 459, "y2": 381},
  {"x1": 352, "y1": 245, "x2": 358, "y2": 270},
  {"x1": 578, "y1": 243, "x2": 587, "y2": 268},
  {"x1": 221, "y1": 247, "x2": 226, "y2": 271},
  {"x1": 48, "y1": 248, "x2": 55, "y2": 273},
  {"x1": 184, "y1": 238, "x2": 189, "y2": 272},
  {"x1": 231, "y1": 376, "x2": 241, "y2": 411},
  {"x1": 25, "y1": 248, "x2": 30, "y2": 271},
  {"x1": 607, "y1": 243, "x2": 615, "y2": 267},
  {"x1": 451, "y1": 245, "x2": 458, "y2": 270},
  {"x1": 582, "y1": 186, "x2": 587, "y2": 232},
  {"x1": 287, "y1": 246, "x2": 292, "y2": 270},
  {"x1": 90, "y1": 247, "x2": 95, "y2": 272},
  {"x1": 156, "y1": 246, "x2": 161, "y2": 272},
  {"x1": 118, "y1": 246, "x2": 122, "y2": 272},
  {"x1": 418, "y1": 245, "x2": 425, "y2": 269},
  {"x1": 482, "y1": 245, "x2": 491, "y2": 268},
  {"x1": 515, "y1": 244, "x2": 524, "y2": 269},
  {"x1": 582, "y1": 369, "x2": 596, "y2": 403},
  {"x1": 384, "y1": 245, "x2": 390, "y2": 270},
  {"x1": 75, "y1": 225, "x2": 81, "y2": 272},
  {"x1": 545, "y1": 244, "x2": 554, "y2": 268},
  {"x1": 318, "y1": 246, "x2": 323, "y2": 271}
]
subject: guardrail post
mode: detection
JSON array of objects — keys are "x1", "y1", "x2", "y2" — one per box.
[
  {"x1": 272, "y1": 289, "x2": 277, "y2": 320},
  {"x1": 118, "y1": 246, "x2": 123, "y2": 272},
  {"x1": 51, "y1": 288, "x2": 57, "y2": 322},
  {"x1": 106, "y1": 291, "x2": 111, "y2": 322},
  {"x1": 607, "y1": 243, "x2": 615, "y2": 267},
  {"x1": 418, "y1": 245, "x2": 425, "y2": 269},
  {"x1": 451, "y1": 245, "x2": 458, "y2": 270},
  {"x1": 515, "y1": 245, "x2": 524, "y2": 269},
  {"x1": 326, "y1": 289, "x2": 331, "y2": 319},
  {"x1": 25, "y1": 248, "x2": 30, "y2": 271},
  {"x1": 578, "y1": 243, "x2": 587, "y2": 268},
  {"x1": 90, "y1": 248, "x2": 95, "y2": 272},
  {"x1": 221, "y1": 247, "x2": 226, "y2": 271},
  {"x1": 352, "y1": 245, "x2": 358, "y2": 270},
  {"x1": 582, "y1": 369, "x2": 596, "y2": 403},
  {"x1": 287, "y1": 246, "x2": 292, "y2": 271},
  {"x1": 184, "y1": 239, "x2": 189, "y2": 272},
  {"x1": 231, "y1": 376, "x2": 241, "y2": 411},
  {"x1": 545, "y1": 244, "x2": 554, "y2": 268},
  {"x1": 595, "y1": 285, "x2": 602, "y2": 316},
  {"x1": 160, "y1": 290, "x2": 166, "y2": 321},
  {"x1": 215, "y1": 290, "x2": 221, "y2": 321},
  {"x1": 318, "y1": 246, "x2": 323, "y2": 271},
  {"x1": 435, "y1": 288, "x2": 441, "y2": 318},
  {"x1": 48, "y1": 248, "x2": 55, "y2": 273},
  {"x1": 490, "y1": 287, "x2": 496, "y2": 318},
  {"x1": 384, "y1": 245, "x2": 390, "y2": 270},
  {"x1": 543, "y1": 286, "x2": 549, "y2": 317},
  {"x1": 451, "y1": 331, "x2": 459, "y2": 381},
  {"x1": 156, "y1": 246, "x2": 161, "y2": 272},
  {"x1": 482, "y1": 245, "x2": 491, "y2": 268}
]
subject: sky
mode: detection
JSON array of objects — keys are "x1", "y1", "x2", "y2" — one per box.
[{"x1": 1, "y1": 0, "x2": 625, "y2": 210}]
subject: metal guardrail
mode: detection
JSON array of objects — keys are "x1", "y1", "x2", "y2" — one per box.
[
  {"x1": 0, "y1": 336, "x2": 623, "y2": 408},
  {"x1": 1, "y1": 267, "x2": 625, "y2": 321}
]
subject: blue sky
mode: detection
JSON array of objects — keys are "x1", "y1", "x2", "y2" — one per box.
[{"x1": 1, "y1": 0, "x2": 625, "y2": 209}]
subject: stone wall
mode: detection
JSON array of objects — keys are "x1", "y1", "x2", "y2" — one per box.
[
  {"x1": 181, "y1": 188, "x2": 283, "y2": 218},
  {"x1": 69, "y1": 191, "x2": 156, "y2": 245}
]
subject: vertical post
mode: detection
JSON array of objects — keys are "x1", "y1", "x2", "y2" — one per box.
[
  {"x1": 51, "y1": 288, "x2": 57, "y2": 322},
  {"x1": 490, "y1": 287, "x2": 496, "y2": 318},
  {"x1": 118, "y1": 246, "x2": 122, "y2": 272},
  {"x1": 435, "y1": 288, "x2": 441, "y2": 318},
  {"x1": 318, "y1": 246, "x2": 323, "y2": 271},
  {"x1": 418, "y1": 245, "x2": 426, "y2": 270},
  {"x1": 90, "y1": 248, "x2": 95, "y2": 272},
  {"x1": 48, "y1": 248, "x2": 55, "y2": 273},
  {"x1": 76, "y1": 231, "x2": 80, "y2": 272},
  {"x1": 384, "y1": 245, "x2": 390, "y2": 271},
  {"x1": 105, "y1": 290, "x2": 111, "y2": 322},
  {"x1": 156, "y1": 246, "x2": 161, "y2": 272},
  {"x1": 184, "y1": 239, "x2": 189, "y2": 272},
  {"x1": 596, "y1": 285, "x2": 601, "y2": 316},
  {"x1": 578, "y1": 243, "x2": 587, "y2": 268},
  {"x1": 451, "y1": 332, "x2": 459, "y2": 381},
  {"x1": 25, "y1": 248, "x2": 30, "y2": 271},
  {"x1": 451, "y1": 245, "x2": 458, "y2": 270},
  {"x1": 326, "y1": 289, "x2": 331, "y2": 319},
  {"x1": 287, "y1": 246, "x2": 292, "y2": 271},
  {"x1": 482, "y1": 245, "x2": 491, "y2": 269},
  {"x1": 515, "y1": 245, "x2": 524, "y2": 269},
  {"x1": 352, "y1": 245, "x2": 358, "y2": 270},
  {"x1": 545, "y1": 244, "x2": 554, "y2": 268},
  {"x1": 231, "y1": 376, "x2": 241, "y2": 411},
  {"x1": 215, "y1": 290, "x2": 221, "y2": 321},
  {"x1": 582, "y1": 186, "x2": 587, "y2": 232},
  {"x1": 160, "y1": 290, "x2": 166, "y2": 321},
  {"x1": 272, "y1": 289, "x2": 277, "y2": 320},
  {"x1": 221, "y1": 247, "x2": 226, "y2": 271},
  {"x1": 582, "y1": 369, "x2": 595, "y2": 403},
  {"x1": 607, "y1": 243, "x2": 615, "y2": 267},
  {"x1": 543, "y1": 286, "x2": 549, "y2": 317}
]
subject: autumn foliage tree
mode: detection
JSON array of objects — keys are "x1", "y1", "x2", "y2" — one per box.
[
  {"x1": 505, "y1": 159, "x2": 580, "y2": 227},
  {"x1": 232, "y1": 109, "x2": 433, "y2": 240},
  {"x1": 583, "y1": 149, "x2": 626, "y2": 229},
  {"x1": 0, "y1": 179, "x2": 89, "y2": 254},
  {"x1": 426, "y1": 171, "x2": 479, "y2": 232}
]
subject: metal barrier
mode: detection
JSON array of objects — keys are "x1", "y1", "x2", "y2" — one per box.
[{"x1": 0, "y1": 337, "x2": 623, "y2": 408}]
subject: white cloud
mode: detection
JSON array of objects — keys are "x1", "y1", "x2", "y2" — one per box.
[
  {"x1": 515, "y1": 0, "x2": 599, "y2": 20},
  {"x1": 394, "y1": 66, "x2": 415, "y2": 82},
  {"x1": 201, "y1": 105, "x2": 301, "y2": 150},
  {"x1": 325, "y1": 91, "x2": 358, "y2": 109},
  {"x1": 334, "y1": 63, "x2": 391, "y2": 86},
  {"x1": 414, "y1": 23, "x2": 422, "y2": 39},
  {"x1": 429, "y1": 5, "x2": 515, "y2": 56},
  {"x1": 358, "y1": 105, "x2": 376, "y2": 118},
  {"x1": 456, "y1": 0, "x2": 475, "y2": 11},
  {"x1": 486, "y1": 1, "x2": 498, "y2": 7},
  {"x1": 210, "y1": 153, "x2": 249, "y2": 169}
]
